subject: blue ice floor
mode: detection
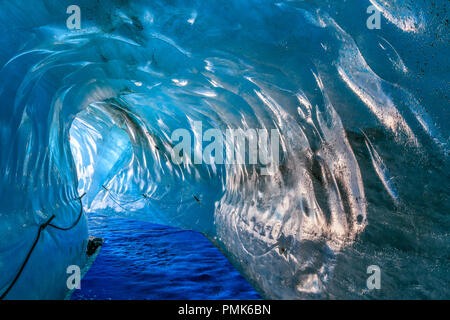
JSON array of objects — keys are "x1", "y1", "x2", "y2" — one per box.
[{"x1": 71, "y1": 213, "x2": 261, "y2": 300}]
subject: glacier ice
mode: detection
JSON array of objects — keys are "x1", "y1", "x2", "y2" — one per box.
[{"x1": 0, "y1": 0, "x2": 448, "y2": 299}]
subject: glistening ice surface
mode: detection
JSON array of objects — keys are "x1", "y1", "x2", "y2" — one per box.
[{"x1": 0, "y1": 0, "x2": 449, "y2": 299}]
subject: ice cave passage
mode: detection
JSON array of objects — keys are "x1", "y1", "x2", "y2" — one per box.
[{"x1": 0, "y1": 0, "x2": 449, "y2": 300}]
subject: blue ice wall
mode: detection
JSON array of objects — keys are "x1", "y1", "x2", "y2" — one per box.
[{"x1": 0, "y1": 0, "x2": 448, "y2": 299}]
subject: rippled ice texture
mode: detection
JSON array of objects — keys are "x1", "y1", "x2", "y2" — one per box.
[{"x1": 0, "y1": 0, "x2": 448, "y2": 299}]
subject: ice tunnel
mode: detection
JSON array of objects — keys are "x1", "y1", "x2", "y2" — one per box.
[{"x1": 0, "y1": 0, "x2": 449, "y2": 299}]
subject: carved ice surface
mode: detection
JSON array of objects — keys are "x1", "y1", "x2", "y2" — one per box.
[{"x1": 0, "y1": 0, "x2": 448, "y2": 299}]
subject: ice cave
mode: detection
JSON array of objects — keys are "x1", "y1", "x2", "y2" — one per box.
[{"x1": 0, "y1": 0, "x2": 448, "y2": 299}]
